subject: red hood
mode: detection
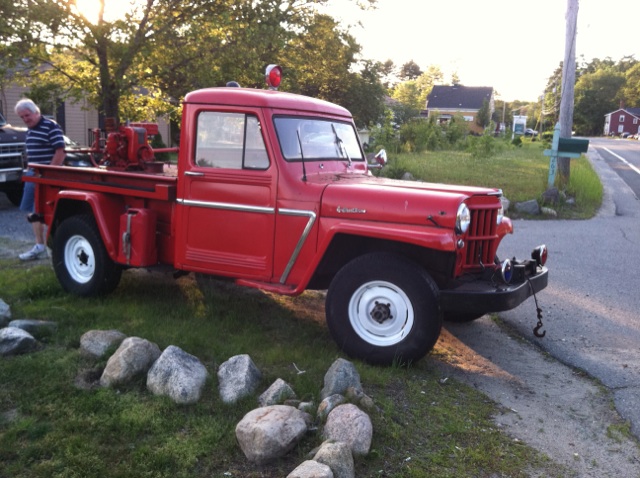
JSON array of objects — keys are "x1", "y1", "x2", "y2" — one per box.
[{"x1": 318, "y1": 174, "x2": 501, "y2": 229}]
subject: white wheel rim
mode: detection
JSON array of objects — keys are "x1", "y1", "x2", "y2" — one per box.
[
  {"x1": 348, "y1": 280, "x2": 414, "y2": 347},
  {"x1": 64, "y1": 235, "x2": 96, "y2": 284}
]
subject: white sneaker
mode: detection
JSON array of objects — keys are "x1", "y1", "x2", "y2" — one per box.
[{"x1": 19, "y1": 245, "x2": 47, "y2": 261}]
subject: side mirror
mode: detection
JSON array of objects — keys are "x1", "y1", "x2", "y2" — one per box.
[{"x1": 369, "y1": 149, "x2": 387, "y2": 169}]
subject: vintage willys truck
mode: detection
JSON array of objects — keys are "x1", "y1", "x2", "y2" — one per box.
[{"x1": 27, "y1": 69, "x2": 548, "y2": 365}]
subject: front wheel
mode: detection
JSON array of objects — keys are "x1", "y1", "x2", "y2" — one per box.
[
  {"x1": 326, "y1": 253, "x2": 442, "y2": 365},
  {"x1": 52, "y1": 214, "x2": 122, "y2": 296}
]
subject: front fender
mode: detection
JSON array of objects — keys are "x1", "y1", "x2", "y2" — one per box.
[{"x1": 51, "y1": 191, "x2": 123, "y2": 260}]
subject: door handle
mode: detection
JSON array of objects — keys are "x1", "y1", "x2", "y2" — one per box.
[{"x1": 184, "y1": 171, "x2": 205, "y2": 177}]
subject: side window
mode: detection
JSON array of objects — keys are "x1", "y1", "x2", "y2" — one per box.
[{"x1": 195, "y1": 112, "x2": 269, "y2": 170}]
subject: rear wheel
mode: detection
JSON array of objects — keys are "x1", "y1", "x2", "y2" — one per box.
[
  {"x1": 52, "y1": 214, "x2": 122, "y2": 296},
  {"x1": 326, "y1": 253, "x2": 442, "y2": 365}
]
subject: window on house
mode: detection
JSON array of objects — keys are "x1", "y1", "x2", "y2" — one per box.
[
  {"x1": 619, "y1": 115, "x2": 625, "y2": 122},
  {"x1": 634, "y1": 118, "x2": 638, "y2": 125}
]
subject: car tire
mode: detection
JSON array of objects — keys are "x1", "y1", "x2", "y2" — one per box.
[{"x1": 326, "y1": 252, "x2": 442, "y2": 365}]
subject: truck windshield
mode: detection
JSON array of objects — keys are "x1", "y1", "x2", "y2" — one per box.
[{"x1": 274, "y1": 117, "x2": 364, "y2": 162}]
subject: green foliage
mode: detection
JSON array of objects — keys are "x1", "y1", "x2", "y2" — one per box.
[
  {"x1": 476, "y1": 99, "x2": 491, "y2": 128},
  {"x1": 150, "y1": 133, "x2": 170, "y2": 162},
  {"x1": 442, "y1": 114, "x2": 469, "y2": 148},
  {"x1": 573, "y1": 68, "x2": 625, "y2": 136},
  {"x1": 398, "y1": 117, "x2": 444, "y2": 153},
  {"x1": 467, "y1": 124, "x2": 503, "y2": 159}
]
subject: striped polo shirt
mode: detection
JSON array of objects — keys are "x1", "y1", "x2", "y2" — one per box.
[{"x1": 26, "y1": 117, "x2": 65, "y2": 164}]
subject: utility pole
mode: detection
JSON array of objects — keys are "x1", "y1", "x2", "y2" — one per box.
[{"x1": 558, "y1": 0, "x2": 578, "y2": 186}]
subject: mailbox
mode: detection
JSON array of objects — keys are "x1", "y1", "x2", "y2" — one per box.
[{"x1": 558, "y1": 137, "x2": 589, "y2": 154}]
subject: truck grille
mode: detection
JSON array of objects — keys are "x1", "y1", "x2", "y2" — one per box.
[
  {"x1": 463, "y1": 205, "x2": 499, "y2": 270},
  {"x1": 0, "y1": 143, "x2": 26, "y2": 167}
]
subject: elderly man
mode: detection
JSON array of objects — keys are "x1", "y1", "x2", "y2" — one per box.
[{"x1": 14, "y1": 99, "x2": 66, "y2": 261}]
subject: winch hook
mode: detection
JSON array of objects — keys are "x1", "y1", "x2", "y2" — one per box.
[
  {"x1": 528, "y1": 278, "x2": 546, "y2": 338},
  {"x1": 533, "y1": 307, "x2": 546, "y2": 338}
]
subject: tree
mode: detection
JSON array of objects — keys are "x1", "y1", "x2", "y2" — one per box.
[
  {"x1": 1, "y1": 0, "x2": 378, "y2": 125},
  {"x1": 621, "y1": 62, "x2": 640, "y2": 107},
  {"x1": 399, "y1": 60, "x2": 422, "y2": 81},
  {"x1": 390, "y1": 81, "x2": 422, "y2": 123},
  {"x1": 573, "y1": 68, "x2": 625, "y2": 135},
  {"x1": 476, "y1": 99, "x2": 491, "y2": 129}
]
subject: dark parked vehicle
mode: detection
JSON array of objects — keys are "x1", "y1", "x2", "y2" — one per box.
[
  {"x1": 63, "y1": 136, "x2": 95, "y2": 167},
  {"x1": 0, "y1": 112, "x2": 27, "y2": 206}
]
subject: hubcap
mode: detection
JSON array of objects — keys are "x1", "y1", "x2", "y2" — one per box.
[
  {"x1": 64, "y1": 235, "x2": 95, "y2": 284},
  {"x1": 348, "y1": 280, "x2": 414, "y2": 347}
]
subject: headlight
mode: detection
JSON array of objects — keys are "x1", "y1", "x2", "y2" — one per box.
[
  {"x1": 455, "y1": 203, "x2": 471, "y2": 234},
  {"x1": 496, "y1": 203, "x2": 504, "y2": 225}
]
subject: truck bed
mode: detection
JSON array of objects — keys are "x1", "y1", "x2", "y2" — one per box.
[{"x1": 30, "y1": 163, "x2": 178, "y2": 201}]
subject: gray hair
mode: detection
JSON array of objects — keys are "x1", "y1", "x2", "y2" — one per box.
[{"x1": 15, "y1": 98, "x2": 40, "y2": 115}]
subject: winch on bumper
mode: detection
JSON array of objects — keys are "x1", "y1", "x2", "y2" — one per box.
[{"x1": 439, "y1": 255, "x2": 548, "y2": 314}]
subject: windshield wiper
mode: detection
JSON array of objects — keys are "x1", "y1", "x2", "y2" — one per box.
[
  {"x1": 331, "y1": 124, "x2": 351, "y2": 168},
  {"x1": 296, "y1": 128, "x2": 307, "y2": 182}
]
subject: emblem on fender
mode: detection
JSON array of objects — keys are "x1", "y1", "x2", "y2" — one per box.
[{"x1": 336, "y1": 206, "x2": 366, "y2": 214}]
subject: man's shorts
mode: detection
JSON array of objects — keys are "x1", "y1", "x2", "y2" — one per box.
[{"x1": 19, "y1": 169, "x2": 36, "y2": 214}]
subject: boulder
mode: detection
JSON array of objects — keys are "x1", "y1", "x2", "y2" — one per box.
[
  {"x1": 0, "y1": 327, "x2": 39, "y2": 357},
  {"x1": 0, "y1": 299, "x2": 11, "y2": 326},
  {"x1": 147, "y1": 345, "x2": 208, "y2": 404},
  {"x1": 320, "y1": 358, "x2": 362, "y2": 400},
  {"x1": 514, "y1": 199, "x2": 540, "y2": 215},
  {"x1": 100, "y1": 337, "x2": 161, "y2": 388},
  {"x1": 323, "y1": 404, "x2": 372, "y2": 456},
  {"x1": 287, "y1": 460, "x2": 334, "y2": 478},
  {"x1": 259, "y1": 378, "x2": 297, "y2": 407},
  {"x1": 8, "y1": 319, "x2": 57, "y2": 339},
  {"x1": 80, "y1": 329, "x2": 127, "y2": 358},
  {"x1": 218, "y1": 354, "x2": 262, "y2": 404},
  {"x1": 313, "y1": 440, "x2": 354, "y2": 478},
  {"x1": 235, "y1": 405, "x2": 311, "y2": 464},
  {"x1": 317, "y1": 394, "x2": 346, "y2": 423}
]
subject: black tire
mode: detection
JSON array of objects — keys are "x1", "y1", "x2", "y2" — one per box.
[
  {"x1": 5, "y1": 184, "x2": 24, "y2": 207},
  {"x1": 52, "y1": 214, "x2": 122, "y2": 296},
  {"x1": 325, "y1": 252, "x2": 442, "y2": 365},
  {"x1": 444, "y1": 312, "x2": 486, "y2": 323}
]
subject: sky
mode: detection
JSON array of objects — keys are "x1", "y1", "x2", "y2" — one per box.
[{"x1": 325, "y1": 0, "x2": 640, "y2": 102}]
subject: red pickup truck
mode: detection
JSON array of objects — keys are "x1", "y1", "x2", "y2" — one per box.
[{"x1": 27, "y1": 72, "x2": 547, "y2": 365}]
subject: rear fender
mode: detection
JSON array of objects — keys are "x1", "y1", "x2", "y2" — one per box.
[{"x1": 51, "y1": 191, "x2": 123, "y2": 261}]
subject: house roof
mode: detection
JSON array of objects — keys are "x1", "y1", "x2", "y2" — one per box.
[
  {"x1": 605, "y1": 107, "x2": 640, "y2": 118},
  {"x1": 426, "y1": 85, "x2": 493, "y2": 111}
]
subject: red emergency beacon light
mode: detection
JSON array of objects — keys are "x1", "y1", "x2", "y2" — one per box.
[{"x1": 265, "y1": 64, "x2": 282, "y2": 90}]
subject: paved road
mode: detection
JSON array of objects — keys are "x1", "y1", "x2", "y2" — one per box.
[{"x1": 497, "y1": 142, "x2": 640, "y2": 439}]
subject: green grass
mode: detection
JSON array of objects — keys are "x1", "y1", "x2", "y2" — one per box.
[
  {"x1": 0, "y1": 263, "x2": 564, "y2": 478},
  {"x1": 379, "y1": 139, "x2": 603, "y2": 219}
]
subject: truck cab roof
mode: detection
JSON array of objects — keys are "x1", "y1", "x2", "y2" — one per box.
[{"x1": 183, "y1": 87, "x2": 352, "y2": 119}]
